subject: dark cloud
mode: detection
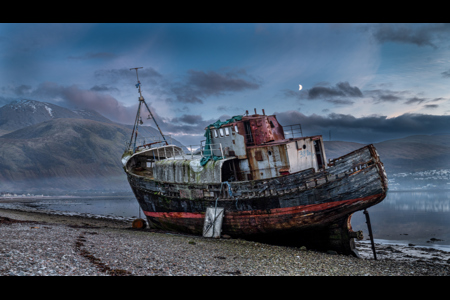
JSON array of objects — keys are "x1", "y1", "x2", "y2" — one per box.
[
  {"x1": 90, "y1": 84, "x2": 119, "y2": 93},
  {"x1": 405, "y1": 97, "x2": 426, "y2": 105},
  {"x1": 308, "y1": 82, "x2": 363, "y2": 99},
  {"x1": 284, "y1": 82, "x2": 362, "y2": 106},
  {"x1": 3, "y1": 84, "x2": 33, "y2": 96},
  {"x1": 365, "y1": 23, "x2": 450, "y2": 48},
  {"x1": 379, "y1": 94, "x2": 401, "y2": 102},
  {"x1": 441, "y1": 70, "x2": 450, "y2": 78},
  {"x1": 68, "y1": 52, "x2": 116, "y2": 60},
  {"x1": 172, "y1": 70, "x2": 260, "y2": 104},
  {"x1": 274, "y1": 110, "x2": 450, "y2": 144},
  {"x1": 326, "y1": 99, "x2": 354, "y2": 105},
  {"x1": 424, "y1": 104, "x2": 438, "y2": 109},
  {"x1": 364, "y1": 89, "x2": 410, "y2": 103},
  {"x1": 171, "y1": 114, "x2": 202, "y2": 125}
]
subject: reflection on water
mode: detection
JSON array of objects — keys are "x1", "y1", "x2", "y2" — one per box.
[
  {"x1": 2, "y1": 190, "x2": 450, "y2": 250},
  {"x1": 351, "y1": 191, "x2": 450, "y2": 250},
  {"x1": 0, "y1": 196, "x2": 143, "y2": 220}
]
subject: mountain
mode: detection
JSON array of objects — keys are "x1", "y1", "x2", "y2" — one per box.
[
  {"x1": 0, "y1": 118, "x2": 131, "y2": 192},
  {"x1": 0, "y1": 99, "x2": 188, "y2": 193},
  {"x1": 0, "y1": 99, "x2": 82, "y2": 135}
]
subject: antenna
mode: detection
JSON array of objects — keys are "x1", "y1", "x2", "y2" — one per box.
[
  {"x1": 130, "y1": 67, "x2": 144, "y2": 100},
  {"x1": 129, "y1": 67, "x2": 168, "y2": 149}
]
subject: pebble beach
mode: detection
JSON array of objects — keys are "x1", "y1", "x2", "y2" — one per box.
[{"x1": 1, "y1": 208, "x2": 450, "y2": 276}]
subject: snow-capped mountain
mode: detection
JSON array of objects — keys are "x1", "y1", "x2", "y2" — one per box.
[{"x1": 0, "y1": 99, "x2": 116, "y2": 135}]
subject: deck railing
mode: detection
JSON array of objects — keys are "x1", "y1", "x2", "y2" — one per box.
[{"x1": 282, "y1": 124, "x2": 303, "y2": 139}]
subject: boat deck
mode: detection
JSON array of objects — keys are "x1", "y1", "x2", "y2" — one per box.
[{"x1": 131, "y1": 167, "x2": 154, "y2": 179}]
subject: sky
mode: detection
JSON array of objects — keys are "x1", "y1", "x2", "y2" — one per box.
[{"x1": 1, "y1": 23, "x2": 450, "y2": 147}]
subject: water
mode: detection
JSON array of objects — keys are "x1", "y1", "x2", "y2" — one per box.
[
  {"x1": 0, "y1": 194, "x2": 144, "y2": 220},
  {"x1": 2, "y1": 190, "x2": 450, "y2": 251},
  {"x1": 351, "y1": 190, "x2": 450, "y2": 251}
]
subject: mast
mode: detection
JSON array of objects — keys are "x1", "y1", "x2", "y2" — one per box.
[{"x1": 129, "y1": 67, "x2": 168, "y2": 152}]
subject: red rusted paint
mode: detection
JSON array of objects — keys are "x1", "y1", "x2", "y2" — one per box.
[
  {"x1": 144, "y1": 211, "x2": 204, "y2": 218},
  {"x1": 143, "y1": 194, "x2": 383, "y2": 221}
]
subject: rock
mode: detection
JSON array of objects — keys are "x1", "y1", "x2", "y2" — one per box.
[
  {"x1": 299, "y1": 246, "x2": 307, "y2": 251},
  {"x1": 327, "y1": 250, "x2": 338, "y2": 255}
]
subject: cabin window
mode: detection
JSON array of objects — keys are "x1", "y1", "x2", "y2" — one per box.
[
  {"x1": 219, "y1": 128, "x2": 224, "y2": 137},
  {"x1": 225, "y1": 127, "x2": 230, "y2": 136},
  {"x1": 213, "y1": 129, "x2": 218, "y2": 138},
  {"x1": 269, "y1": 120, "x2": 275, "y2": 128},
  {"x1": 235, "y1": 125, "x2": 239, "y2": 133}
]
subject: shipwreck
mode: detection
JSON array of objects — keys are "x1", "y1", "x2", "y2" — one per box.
[{"x1": 122, "y1": 68, "x2": 388, "y2": 256}]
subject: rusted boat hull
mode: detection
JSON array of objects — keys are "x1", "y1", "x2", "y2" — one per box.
[{"x1": 126, "y1": 144, "x2": 387, "y2": 255}]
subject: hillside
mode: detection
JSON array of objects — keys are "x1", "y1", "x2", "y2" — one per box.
[
  {"x1": 0, "y1": 118, "x2": 131, "y2": 192},
  {"x1": 0, "y1": 99, "x2": 187, "y2": 193}
]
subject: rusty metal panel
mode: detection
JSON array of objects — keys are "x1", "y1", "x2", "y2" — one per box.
[
  {"x1": 245, "y1": 144, "x2": 290, "y2": 180},
  {"x1": 255, "y1": 150, "x2": 263, "y2": 161},
  {"x1": 268, "y1": 115, "x2": 285, "y2": 140}
]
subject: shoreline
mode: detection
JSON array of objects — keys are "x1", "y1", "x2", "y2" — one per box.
[{"x1": 1, "y1": 207, "x2": 450, "y2": 276}]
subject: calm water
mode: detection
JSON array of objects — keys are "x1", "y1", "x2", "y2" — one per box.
[
  {"x1": 2, "y1": 191, "x2": 450, "y2": 250},
  {"x1": 351, "y1": 190, "x2": 450, "y2": 250}
]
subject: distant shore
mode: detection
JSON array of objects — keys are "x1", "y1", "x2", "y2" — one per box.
[{"x1": 0, "y1": 194, "x2": 132, "y2": 202}]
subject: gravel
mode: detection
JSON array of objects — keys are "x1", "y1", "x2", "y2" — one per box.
[{"x1": 1, "y1": 208, "x2": 450, "y2": 276}]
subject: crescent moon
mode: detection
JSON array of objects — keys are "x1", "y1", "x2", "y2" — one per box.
[{"x1": 299, "y1": 85, "x2": 302, "y2": 90}]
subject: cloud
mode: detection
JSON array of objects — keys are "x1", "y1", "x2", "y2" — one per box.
[
  {"x1": 441, "y1": 70, "x2": 450, "y2": 78},
  {"x1": 424, "y1": 104, "x2": 438, "y2": 109},
  {"x1": 326, "y1": 99, "x2": 354, "y2": 105},
  {"x1": 171, "y1": 69, "x2": 260, "y2": 104},
  {"x1": 364, "y1": 89, "x2": 412, "y2": 104},
  {"x1": 405, "y1": 97, "x2": 427, "y2": 105},
  {"x1": 283, "y1": 82, "x2": 361, "y2": 106},
  {"x1": 2, "y1": 84, "x2": 33, "y2": 96},
  {"x1": 274, "y1": 110, "x2": 450, "y2": 143},
  {"x1": 68, "y1": 52, "x2": 116, "y2": 60},
  {"x1": 365, "y1": 23, "x2": 450, "y2": 48},
  {"x1": 90, "y1": 84, "x2": 119, "y2": 93},
  {"x1": 94, "y1": 67, "x2": 162, "y2": 84},
  {"x1": 170, "y1": 114, "x2": 202, "y2": 125},
  {"x1": 308, "y1": 82, "x2": 363, "y2": 99},
  {"x1": 18, "y1": 82, "x2": 137, "y2": 124}
]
